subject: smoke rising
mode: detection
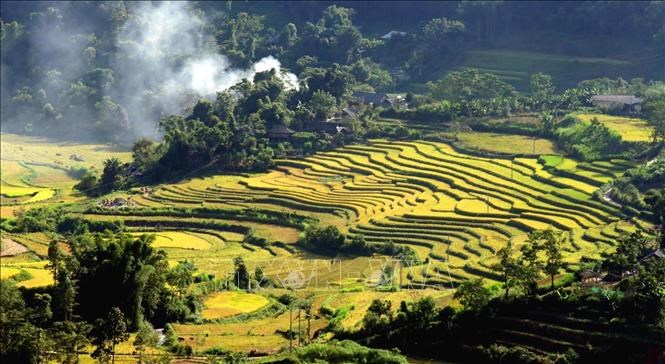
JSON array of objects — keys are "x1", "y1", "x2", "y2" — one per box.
[
  {"x1": 0, "y1": 1, "x2": 297, "y2": 140},
  {"x1": 113, "y1": 1, "x2": 298, "y2": 138}
]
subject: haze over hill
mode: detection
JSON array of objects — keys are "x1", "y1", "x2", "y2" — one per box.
[{"x1": 1, "y1": 1, "x2": 663, "y2": 143}]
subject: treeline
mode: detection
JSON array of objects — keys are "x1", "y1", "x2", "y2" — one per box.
[
  {"x1": 4, "y1": 1, "x2": 662, "y2": 143},
  {"x1": 297, "y1": 224, "x2": 419, "y2": 264},
  {"x1": 0, "y1": 232, "x2": 201, "y2": 363}
]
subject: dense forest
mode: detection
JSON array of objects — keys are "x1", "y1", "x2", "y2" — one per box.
[{"x1": 1, "y1": 1, "x2": 663, "y2": 142}]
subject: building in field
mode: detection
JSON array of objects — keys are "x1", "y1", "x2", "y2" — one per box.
[
  {"x1": 591, "y1": 95, "x2": 643, "y2": 114},
  {"x1": 268, "y1": 124, "x2": 295, "y2": 140}
]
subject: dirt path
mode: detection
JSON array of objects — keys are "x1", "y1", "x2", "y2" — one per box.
[
  {"x1": 602, "y1": 188, "x2": 622, "y2": 208},
  {"x1": 0, "y1": 237, "x2": 29, "y2": 257}
]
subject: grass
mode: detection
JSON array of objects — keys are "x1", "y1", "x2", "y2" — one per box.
[
  {"x1": 201, "y1": 291, "x2": 271, "y2": 320},
  {"x1": 574, "y1": 113, "x2": 653, "y2": 142}
]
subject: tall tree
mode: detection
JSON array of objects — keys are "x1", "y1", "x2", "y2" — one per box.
[
  {"x1": 453, "y1": 278, "x2": 491, "y2": 312},
  {"x1": 493, "y1": 242, "x2": 520, "y2": 299},
  {"x1": 91, "y1": 307, "x2": 129, "y2": 364},
  {"x1": 234, "y1": 256, "x2": 251, "y2": 290},
  {"x1": 519, "y1": 241, "x2": 542, "y2": 296},
  {"x1": 47, "y1": 239, "x2": 64, "y2": 279},
  {"x1": 538, "y1": 230, "x2": 566, "y2": 289}
]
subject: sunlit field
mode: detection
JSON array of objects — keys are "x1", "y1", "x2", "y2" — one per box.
[
  {"x1": 575, "y1": 113, "x2": 653, "y2": 142},
  {"x1": 0, "y1": 133, "x2": 131, "y2": 216}
]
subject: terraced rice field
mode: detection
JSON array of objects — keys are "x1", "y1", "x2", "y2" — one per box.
[
  {"x1": 175, "y1": 289, "x2": 449, "y2": 354},
  {"x1": 129, "y1": 231, "x2": 213, "y2": 250},
  {"x1": 0, "y1": 260, "x2": 54, "y2": 288},
  {"x1": 201, "y1": 291, "x2": 271, "y2": 320},
  {"x1": 0, "y1": 133, "x2": 131, "y2": 216},
  {"x1": 455, "y1": 132, "x2": 558, "y2": 155},
  {"x1": 574, "y1": 113, "x2": 653, "y2": 142},
  {"x1": 88, "y1": 139, "x2": 648, "y2": 289}
]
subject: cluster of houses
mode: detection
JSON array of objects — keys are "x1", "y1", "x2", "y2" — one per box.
[{"x1": 268, "y1": 91, "x2": 408, "y2": 141}]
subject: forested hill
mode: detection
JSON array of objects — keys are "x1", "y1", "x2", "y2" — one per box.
[{"x1": 1, "y1": 1, "x2": 663, "y2": 143}]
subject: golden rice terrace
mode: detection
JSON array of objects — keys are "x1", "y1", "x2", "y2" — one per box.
[{"x1": 87, "y1": 140, "x2": 650, "y2": 288}]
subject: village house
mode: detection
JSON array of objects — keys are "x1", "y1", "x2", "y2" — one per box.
[
  {"x1": 590, "y1": 95, "x2": 643, "y2": 114},
  {"x1": 267, "y1": 124, "x2": 295, "y2": 140},
  {"x1": 579, "y1": 270, "x2": 603, "y2": 284},
  {"x1": 329, "y1": 107, "x2": 359, "y2": 125}
]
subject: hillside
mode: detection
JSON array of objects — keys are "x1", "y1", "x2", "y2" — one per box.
[
  {"x1": 84, "y1": 139, "x2": 649, "y2": 288},
  {"x1": 1, "y1": 1, "x2": 663, "y2": 363}
]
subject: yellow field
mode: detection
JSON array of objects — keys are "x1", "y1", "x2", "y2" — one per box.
[
  {"x1": 0, "y1": 267, "x2": 21, "y2": 279},
  {"x1": 456, "y1": 132, "x2": 558, "y2": 154},
  {"x1": 0, "y1": 260, "x2": 53, "y2": 288},
  {"x1": 0, "y1": 185, "x2": 46, "y2": 197},
  {"x1": 575, "y1": 113, "x2": 653, "y2": 142},
  {"x1": 17, "y1": 267, "x2": 53, "y2": 288},
  {"x1": 130, "y1": 231, "x2": 212, "y2": 250},
  {"x1": 0, "y1": 133, "x2": 131, "y2": 216},
  {"x1": 91, "y1": 138, "x2": 649, "y2": 291},
  {"x1": 175, "y1": 289, "x2": 450, "y2": 353},
  {"x1": 201, "y1": 291, "x2": 271, "y2": 320}
]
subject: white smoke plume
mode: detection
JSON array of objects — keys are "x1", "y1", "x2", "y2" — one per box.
[{"x1": 112, "y1": 1, "x2": 297, "y2": 138}]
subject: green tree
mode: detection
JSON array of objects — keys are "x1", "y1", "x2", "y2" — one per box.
[
  {"x1": 91, "y1": 307, "x2": 129, "y2": 364},
  {"x1": 453, "y1": 278, "x2": 491, "y2": 312},
  {"x1": 74, "y1": 171, "x2": 98, "y2": 195},
  {"x1": 519, "y1": 241, "x2": 542, "y2": 296},
  {"x1": 309, "y1": 90, "x2": 337, "y2": 119},
  {"x1": 0, "y1": 281, "x2": 39, "y2": 362},
  {"x1": 99, "y1": 157, "x2": 123, "y2": 193},
  {"x1": 605, "y1": 231, "x2": 654, "y2": 275},
  {"x1": 298, "y1": 225, "x2": 346, "y2": 254},
  {"x1": 428, "y1": 69, "x2": 515, "y2": 102},
  {"x1": 536, "y1": 230, "x2": 566, "y2": 289},
  {"x1": 645, "y1": 189, "x2": 665, "y2": 249},
  {"x1": 254, "y1": 266, "x2": 266, "y2": 287},
  {"x1": 47, "y1": 239, "x2": 65, "y2": 279},
  {"x1": 31, "y1": 293, "x2": 53, "y2": 326},
  {"x1": 643, "y1": 92, "x2": 665, "y2": 143},
  {"x1": 132, "y1": 138, "x2": 159, "y2": 172},
  {"x1": 167, "y1": 260, "x2": 197, "y2": 297},
  {"x1": 74, "y1": 233, "x2": 171, "y2": 328},
  {"x1": 133, "y1": 320, "x2": 158, "y2": 364},
  {"x1": 362, "y1": 299, "x2": 393, "y2": 335},
  {"x1": 530, "y1": 72, "x2": 555, "y2": 110},
  {"x1": 493, "y1": 243, "x2": 520, "y2": 299},
  {"x1": 50, "y1": 320, "x2": 91, "y2": 364},
  {"x1": 234, "y1": 256, "x2": 251, "y2": 290}
]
